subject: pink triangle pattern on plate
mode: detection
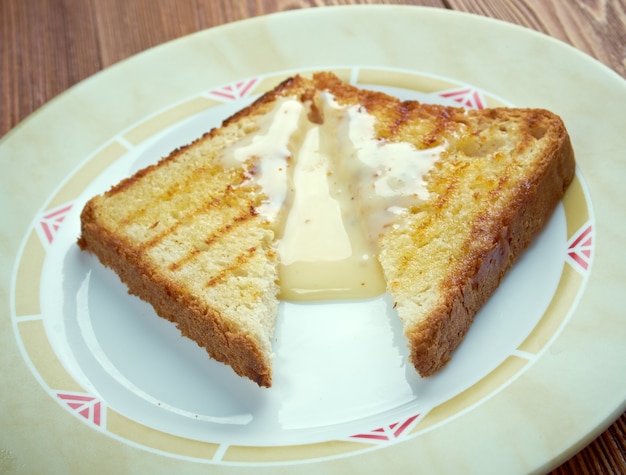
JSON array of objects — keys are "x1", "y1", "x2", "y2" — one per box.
[
  {"x1": 437, "y1": 87, "x2": 486, "y2": 110},
  {"x1": 57, "y1": 392, "x2": 104, "y2": 427},
  {"x1": 38, "y1": 203, "x2": 73, "y2": 245},
  {"x1": 567, "y1": 224, "x2": 593, "y2": 273},
  {"x1": 208, "y1": 78, "x2": 259, "y2": 101},
  {"x1": 349, "y1": 414, "x2": 421, "y2": 443}
]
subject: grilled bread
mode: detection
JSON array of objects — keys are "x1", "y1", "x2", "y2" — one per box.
[{"x1": 78, "y1": 72, "x2": 575, "y2": 387}]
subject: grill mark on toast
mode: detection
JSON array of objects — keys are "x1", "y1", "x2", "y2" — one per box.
[
  {"x1": 138, "y1": 183, "x2": 253, "y2": 251},
  {"x1": 168, "y1": 205, "x2": 259, "y2": 271},
  {"x1": 377, "y1": 101, "x2": 461, "y2": 149},
  {"x1": 107, "y1": 137, "x2": 214, "y2": 196},
  {"x1": 118, "y1": 165, "x2": 246, "y2": 227},
  {"x1": 205, "y1": 246, "x2": 259, "y2": 288}
]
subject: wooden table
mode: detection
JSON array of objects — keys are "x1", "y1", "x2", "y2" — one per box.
[{"x1": 1, "y1": 1, "x2": 624, "y2": 473}]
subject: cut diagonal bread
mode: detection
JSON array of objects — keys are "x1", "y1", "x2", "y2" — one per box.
[
  {"x1": 78, "y1": 72, "x2": 575, "y2": 387},
  {"x1": 374, "y1": 105, "x2": 576, "y2": 376},
  {"x1": 79, "y1": 161, "x2": 279, "y2": 387}
]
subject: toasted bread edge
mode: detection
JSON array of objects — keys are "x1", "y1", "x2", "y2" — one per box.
[
  {"x1": 405, "y1": 112, "x2": 576, "y2": 376},
  {"x1": 78, "y1": 208, "x2": 274, "y2": 387}
]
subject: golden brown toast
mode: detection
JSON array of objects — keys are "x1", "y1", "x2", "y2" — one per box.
[{"x1": 78, "y1": 72, "x2": 575, "y2": 386}]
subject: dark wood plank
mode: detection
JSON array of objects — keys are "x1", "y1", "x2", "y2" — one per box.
[
  {"x1": 0, "y1": 0, "x2": 101, "y2": 135},
  {"x1": 91, "y1": 0, "x2": 201, "y2": 66},
  {"x1": 551, "y1": 414, "x2": 626, "y2": 474}
]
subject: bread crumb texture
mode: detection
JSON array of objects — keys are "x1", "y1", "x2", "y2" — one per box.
[{"x1": 78, "y1": 72, "x2": 575, "y2": 385}]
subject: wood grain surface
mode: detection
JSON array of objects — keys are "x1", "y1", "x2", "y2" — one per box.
[{"x1": 1, "y1": 1, "x2": 625, "y2": 473}]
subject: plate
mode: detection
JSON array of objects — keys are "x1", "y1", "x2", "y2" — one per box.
[
  {"x1": 23, "y1": 67, "x2": 582, "y2": 448},
  {"x1": 3, "y1": 5, "x2": 626, "y2": 474}
]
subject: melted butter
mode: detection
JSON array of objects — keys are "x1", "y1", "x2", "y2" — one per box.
[
  {"x1": 277, "y1": 120, "x2": 387, "y2": 300},
  {"x1": 222, "y1": 99, "x2": 305, "y2": 222},
  {"x1": 325, "y1": 92, "x2": 445, "y2": 241},
  {"x1": 218, "y1": 92, "x2": 442, "y2": 302},
  {"x1": 278, "y1": 127, "x2": 351, "y2": 265}
]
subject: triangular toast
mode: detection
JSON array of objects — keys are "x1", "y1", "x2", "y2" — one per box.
[{"x1": 78, "y1": 72, "x2": 575, "y2": 386}]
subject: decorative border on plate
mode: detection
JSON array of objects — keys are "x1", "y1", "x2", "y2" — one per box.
[{"x1": 10, "y1": 67, "x2": 594, "y2": 465}]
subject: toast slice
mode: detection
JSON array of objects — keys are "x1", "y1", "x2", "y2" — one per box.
[
  {"x1": 78, "y1": 72, "x2": 575, "y2": 387},
  {"x1": 77, "y1": 78, "x2": 311, "y2": 388}
]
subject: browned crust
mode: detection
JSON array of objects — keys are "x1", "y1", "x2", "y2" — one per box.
[
  {"x1": 78, "y1": 197, "x2": 273, "y2": 388},
  {"x1": 76, "y1": 77, "x2": 317, "y2": 388},
  {"x1": 78, "y1": 71, "x2": 577, "y2": 385},
  {"x1": 103, "y1": 75, "x2": 313, "y2": 200},
  {"x1": 307, "y1": 72, "x2": 577, "y2": 376},
  {"x1": 405, "y1": 114, "x2": 576, "y2": 376}
]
